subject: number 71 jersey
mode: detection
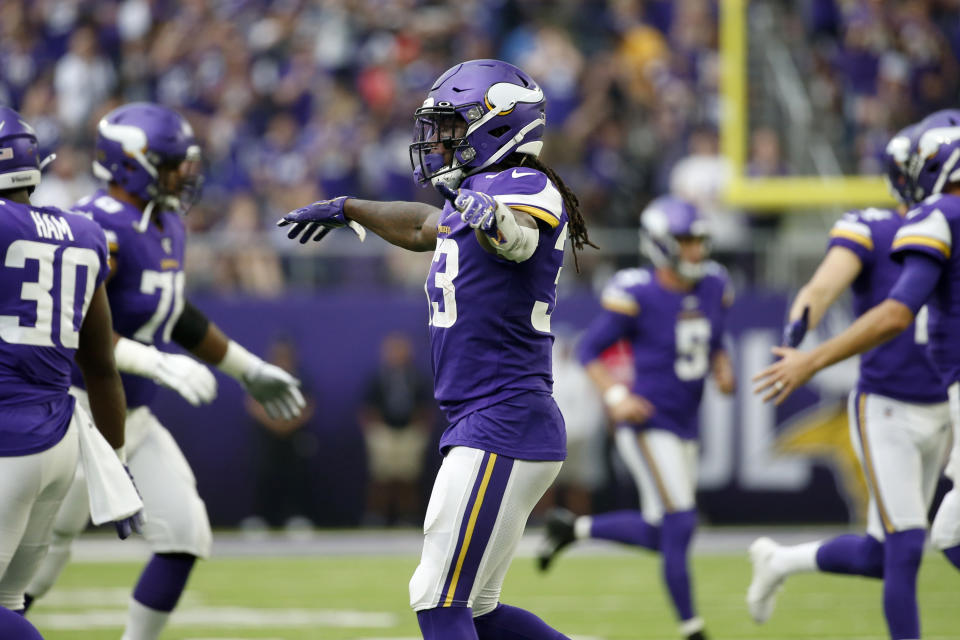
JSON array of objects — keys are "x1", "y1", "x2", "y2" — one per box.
[
  {"x1": 71, "y1": 190, "x2": 187, "y2": 409},
  {"x1": 426, "y1": 168, "x2": 568, "y2": 424}
]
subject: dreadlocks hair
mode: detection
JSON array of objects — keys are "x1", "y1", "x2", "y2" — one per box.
[{"x1": 513, "y1": 155, "x2": 598, "y2": 272}]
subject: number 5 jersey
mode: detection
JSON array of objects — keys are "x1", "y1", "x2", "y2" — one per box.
[{"x1": 577, "y1": 264, "x2": 732, "y2": 440}]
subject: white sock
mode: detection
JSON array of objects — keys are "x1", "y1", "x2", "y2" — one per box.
[
  {"x1": 771, "y1": 541, "x2": 821, "y2": 576},
  {"x1": 574, "y1": 515, "x2": 592, "y2": 540},
  {"x1": 122, "y1": 598, "x2": 170, "y2": 640}
]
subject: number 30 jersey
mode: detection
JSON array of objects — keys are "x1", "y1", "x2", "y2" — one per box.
[
  {"x1": 71, "y1": 190, "x2": 187, "y2": 409},
  {"x1": 578, "y1": 265, "x2": 732, "y2": 440},
  {"x1": 0, "y1": 198, "x2": 109, "y2": 455},
  {"x1": 426, "y1": 168, "x2": 568, "y2": 459}
]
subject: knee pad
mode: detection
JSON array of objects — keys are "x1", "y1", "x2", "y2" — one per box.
[{"x1": 409, "y1": 560, "x2": 442, "y2": 611}]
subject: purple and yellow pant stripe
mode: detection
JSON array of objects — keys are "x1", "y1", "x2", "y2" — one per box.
[
  {"x1": 852, "y1": 392, "x2": 895, "y2": 534},
  {"x1": 438, "y1": 451, "x2": 515, "y2": 608}
]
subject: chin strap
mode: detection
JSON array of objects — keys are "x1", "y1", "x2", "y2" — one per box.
[
  {"x1": 39, "y1": 153, "x2": 57, "y2": 171},
  {"x1": 135, "y1": 199, "x2": 156, "y2": 233}
]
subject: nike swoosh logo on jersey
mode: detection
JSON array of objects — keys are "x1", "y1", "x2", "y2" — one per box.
[{"x1": 512, "y1": 169, "x2": 536, "y2": 178}]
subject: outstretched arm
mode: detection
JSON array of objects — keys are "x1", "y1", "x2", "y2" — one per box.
[
  {"x1": 754, "y1": 252, "x2": 941, "y2": 404},
  {"x1": 344, "y1": 200, "x2": 441, "y2": 252},
  {"x1": 786, "y1": 246, "x2": 862, "y2": 342},
  {"x1": 279, "y1": 196, "x2": 441, "y2": 252},
  {"x1": 171, "y1": 302, "x2": 306, "y2": 420}
]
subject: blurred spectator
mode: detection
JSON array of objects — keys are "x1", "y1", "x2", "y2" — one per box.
[
  {"x1": 360, "y1": 332, "x2": 433, "y2": 527},
  {"x1": 243, "y1": 336, "x2": 318, "y2": 531},
  {"x1": 1, "y1": 0, "x2": 957, "y2": 292}
]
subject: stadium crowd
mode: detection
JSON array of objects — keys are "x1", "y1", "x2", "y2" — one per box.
[{"x1": 2, "y1": 0, "x2": 959, "y2": 293}]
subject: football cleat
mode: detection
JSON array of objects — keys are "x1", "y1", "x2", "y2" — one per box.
[
  {"x1": 537, "y1": 508, "x2": 577, "y2": 572},
  {"x1": 746, "y1": 536, "x2": 784, "y2": 624}
]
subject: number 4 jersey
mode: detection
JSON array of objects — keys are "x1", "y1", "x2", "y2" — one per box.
[
  {"x1": 427, "y1": 168, "x2": 568, "y2": 460},
  {"x1": 70, "y1": 190, "x2": 187, "y2": 409},
  {"x1": 578, "y1": 265, "x2": 731, "y2": 440},
  {"x1": 0, "y1": 198, "x2": 109, "y2": 455}
]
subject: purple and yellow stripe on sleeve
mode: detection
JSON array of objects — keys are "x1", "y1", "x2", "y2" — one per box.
[
  {"x1": 438, "y1": 452, "x2": 515, "y2": 608},
  {"x1": 505, "y1": 203, "x2": 560, "y2": 228},
  {"x1": 891, "y1": 235, "x2": 951, "y2": 258},
  {"x1": 828, "y1": 228, "x2": 873, "y2": 250}
]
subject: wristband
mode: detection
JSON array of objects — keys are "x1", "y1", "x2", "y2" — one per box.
[
  {"x1": 217, "y1": 340, "x2": 262, "y2": 380},
  {"x1": 603, "y1": 384, "x2": 630, "y2": 408}
]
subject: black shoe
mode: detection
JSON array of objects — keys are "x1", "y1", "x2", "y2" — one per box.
[
  {"x1": 686, "y1": 632, "x2": 708, "y2": 640},
  {"x1": 536, "y1": 508, "x2": 577, "y2": 572}
]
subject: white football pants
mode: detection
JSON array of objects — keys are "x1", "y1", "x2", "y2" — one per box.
[
  {"x1": 25, "y1": 389, "x2": 212, "y2": 600},
  {"x1": 0, "y1": 410, "x2": 79, "y2": 610},
  {"x1": 932, "y1": 383, "x2": 960, "y2": 549},
  {"x1": 848, "y1": 390, "x2": 951, "y2": 539},
  {"x1": 615, "y1": 427, "x2": 698, "y2": 523},
  {"x1": 409, "y1": 446, "x2": 561, "y2": 616}
]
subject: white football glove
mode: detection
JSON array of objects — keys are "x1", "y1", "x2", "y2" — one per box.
[
  {"x1": 217, "y1": 341, "x2": 306, "y2": 420},
  {"x1": 114, "y1": 337, "x2": 218, "y2": 406},
  {"x1": 153, "y1": 353, "x2": 218, "y2": 406},
  {"x1": 242, "y1": 360, "x2": 307, "y2": 420}
]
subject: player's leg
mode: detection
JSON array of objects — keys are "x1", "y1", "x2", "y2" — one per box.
[
  {"x1": 409, "y1": 447, "x2": 567, "y2": 639},
  {"x1": 538, "y1": 425, "x2": 661, "y2": 571},
  {"x1": 634, "y1": 430, "x2": 704, "y2": 639},
  {"x1": 933, "y1": 382, "x2": 960, "y2": 569},
  {"x1": 23, "y1": 463, "x2": 92, "y2": 610},
  {"x1": 0, "y1": 419, "x2": 79, "y2": 614},
  {"x1": 0, "y1": 606, "x2": 44, "y2": 638},
  {"x1": 121, "y1": 408, "x2": 212, "y2": 640},
  {"x1": 470, "y1": 458, "x2": 568, "y2": 640}
]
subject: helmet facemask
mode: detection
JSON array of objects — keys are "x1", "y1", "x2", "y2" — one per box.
[
  {"x1": 410, "y1": 104, "x2": 480, "y2": 189},
  {"x1": 151, "y1": 145, "x2": 204, "y2": 216}
]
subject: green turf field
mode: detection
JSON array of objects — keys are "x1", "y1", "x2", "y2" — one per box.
[{"x1": 29, "y1": 551, "x2": 958, "y2": 639}]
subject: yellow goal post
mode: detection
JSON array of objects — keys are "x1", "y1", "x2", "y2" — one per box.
[{"x1": 719, "y1": 0, "x2": 896, "y2": 210}]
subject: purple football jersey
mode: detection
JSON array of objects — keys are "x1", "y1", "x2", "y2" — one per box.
[
  {"x1": 828, "y1": 208, "x2": 946, "y2": 403},
  {"x1": 430, "y1": 168, "x2": 568, "y2": 461},
  {"x1": 70, "y1": 190, "x2": 187, "y2": 408},
  {"x1": 582, "y1": 264, "x2": 731, "y2": 440},
  {"x1": 891, "y1": 194, "x2": 960, "y2": 385},
  {"x1": 0, "y1": 198, "x2": 108, "y2": 456}
]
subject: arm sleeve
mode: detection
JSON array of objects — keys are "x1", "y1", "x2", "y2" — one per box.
[
  {"x1": 887, "y1": 253, "x2": 943, "y2": 314},
  {"x1": 827, "y1": 211, "x2": 875, "y2": 265},
  {"x1": 575, "y1": 310, "x2": 637, "y2": 365},
  {"x1": 171, "y1": 300, "x2": 211, "y2": 350}
]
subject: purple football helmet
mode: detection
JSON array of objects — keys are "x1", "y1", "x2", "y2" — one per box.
[
  {"x1": 908, "y1": 109, "x2": 960, "y2": 202},
  {"x1": 882, "y1": 123, "x2": 919, "y2": 205},
  {"x1": 640, "y1": 196, "x2": 710, "y2": 281},
  {"x1": 0, "y1": 107, "x2": 53, "y2": 192},
  {"x1": 409, "y1": 59, "x2": 546, "y2": 188},
  {"x1": 93, "y1": 102, "x2": 202, "y2": 221}
]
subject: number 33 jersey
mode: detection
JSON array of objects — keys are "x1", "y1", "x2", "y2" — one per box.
[
  {"x1": 0, "y1": 199, "x2": 109, "y2": 455},
  {"x1": 589, "y1": 265, "x2": 731, "y2": 440},
  {"x1": 426, "y1": 168, "x2": 568, "y2": 458},
  {"x1": 71, "y1": 190, "x2": 187, "y2": 409}
]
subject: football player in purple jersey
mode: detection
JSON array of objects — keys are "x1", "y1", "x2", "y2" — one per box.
[
  {"x1": 0, "y1": 107, "x2": 135, "y2": 638},
  {"x1": 755, "y1": 109, "x2": 960, "y2": 638},
  {"x1": 280, "y1": 59, "x2": 594, "y2": 640},
  {"x1": 536, "y1": 196, "x2": 734, "y2": 640},
  {"x1": 22, "y1": 103, "x2": 306, "y2": 640},
  {"x1": 746, "y1": 124, "x2": 951, "y2": 640}
]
